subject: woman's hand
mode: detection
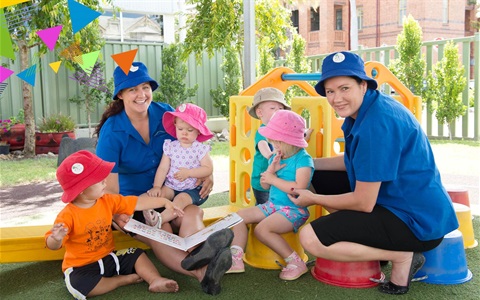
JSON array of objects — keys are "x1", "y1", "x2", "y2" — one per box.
[
  {"x1": 197, "y1": 174, "x2": 214, "y2": 199},
  {"x1": 288, "y1": 188, "x2": 316, "y2": 207}
]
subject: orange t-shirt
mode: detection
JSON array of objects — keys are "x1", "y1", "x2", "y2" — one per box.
[{"x1": 45, "y1": 194, "x2": 137, "y2": 272}]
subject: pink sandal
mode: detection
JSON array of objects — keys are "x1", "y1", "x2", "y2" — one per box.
[{"x1": 143, "y1": 209, "x2": 162, "y2": 229}]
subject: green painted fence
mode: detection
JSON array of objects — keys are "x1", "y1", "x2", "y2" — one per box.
[
  {"x1": 0, "y1": 41, "x2": 225, "y2": 127},
  {"x1": 296, "y1": 33, "x2": 480, "y2": 141},
  {"x1": 1, "y1": 34, "x2": 479, "y2": 140}
]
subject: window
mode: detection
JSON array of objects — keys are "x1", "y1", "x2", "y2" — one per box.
[
  {"x1": 291, "y1": 10, "x2": 299, "y2": 31},
  {"x1": 357, "y1": 7, "x2": 363, "y2": 31},
  {"x1": 442, "y1": 0, "x2": 449, "y2": 24},
  {"x1": 310, "y1": 7, "x2": 319, "y2": 31},
  {"x1": 335, "y1": 8, "x2": 343, "y2": 30},
  {"x1": 398, "y1": 0, "x2": 407, "y2": 25}
]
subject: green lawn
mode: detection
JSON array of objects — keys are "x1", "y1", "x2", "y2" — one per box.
[{"x1": 0, "y1": 141, "x2": 230, "y2": 187}]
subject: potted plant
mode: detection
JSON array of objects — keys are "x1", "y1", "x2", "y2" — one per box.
[
  {"x1": 0, "y1": 140, "x2": 10, "y2": 155},
  {"x1": 36, "y1": 113, "x2": 76, "y2": 154},
  {"x1": 0, "y1": 110, "x2": 25, "y2": 151}
]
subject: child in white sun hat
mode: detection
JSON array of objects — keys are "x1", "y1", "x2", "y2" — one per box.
[
  {"x1": 226, "y1": 110, "x2": 314, "y2": 280},
  {"x1": 45, "y1": 150, "x2": 183, "y2": 299},
  {"x1": 145, "y1": 103, "x2": 214, "y2": 226}
]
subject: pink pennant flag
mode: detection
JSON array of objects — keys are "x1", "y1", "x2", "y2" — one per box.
[
  {"x1": 36, "y1": 25, "x2": 63, "y2": 51},
  {"x1": 0, "y1": 66, "x2": 14, "y2": 83}
]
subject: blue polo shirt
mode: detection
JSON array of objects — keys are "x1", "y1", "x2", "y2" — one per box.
[
  {"x1": 342, "y1": 89, "x2": 458, "y2": 241},
  {"x1": 96, "y1": 102, "x2": 174, "y2": 196}
]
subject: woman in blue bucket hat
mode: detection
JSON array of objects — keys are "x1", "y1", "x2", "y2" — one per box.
[
  {"x1": 289, "y1": 52, "x2": 458, "y2": 295},
  {"x1": 94, "y1": 62, "x2": 232, "y2": 295}
]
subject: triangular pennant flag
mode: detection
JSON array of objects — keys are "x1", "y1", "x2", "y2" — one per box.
[
  {"x1": 36, "y1": 25, "x2": 63, "y2": 51},
  {"x1": 17, "y1": 64, "x2": 37, "y2": 86},
  {"x1": 0, "y1": 9, "x2": 15, "y2": 60},
  {"x1": 0, "y1": 65, "x2": 14, "y2": 83},
  {"x1": 0, "y1": 0, "x2": 29, "y2": 9},
  {"x1": 49, "y1": 61, "x2": 62, "y2": 73},
  {"x1": 68, "y1": 0, "x2": 101, "y2": 34},
  {"x1": 111, "y1": 49, "x2": 138, "y2": 75},
  {"x1": 0, "y1": 82, "x2": 8, "y2": 96},
  {"x1": 73, "y1": 50, "x2": 100, "y2": 76}
]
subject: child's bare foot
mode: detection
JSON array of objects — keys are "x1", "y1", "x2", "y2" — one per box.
[{"x1": 149, "y1": 277, "x2": 179, "y2": 293}]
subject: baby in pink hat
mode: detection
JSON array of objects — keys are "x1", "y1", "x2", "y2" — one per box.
[
  {"x1": 45, "y1": 150, "x2": 183, "y2": 298},
  {"x1": 146, "y1": 103, "x2": 214, "y2": 226},
  {"x1": 226, "y1": 110, "x2": 314, "y2": 280}
]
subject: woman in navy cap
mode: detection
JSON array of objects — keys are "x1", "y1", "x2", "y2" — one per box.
[
  {"x1": 289, "y1": 52, "x2": 458, "y2": 295},
  {"x1": 94, "y1": 62, "x2": 232, "y2": 295}
]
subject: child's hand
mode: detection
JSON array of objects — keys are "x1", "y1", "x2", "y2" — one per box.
[
  {"x1": 266, "y1": 151, "x2": 286, "y2": 174},
  {"x1": 50, "y1": 223, "x2": 68, "y2": 242},
  {"x1": 147, "y1": 186, "x2": 162, "y2": 197},
  {"x1": 164, "y1": 200, "x2": 184, "y2": 218},
  {"x1": 174, "y1": 168, "x2": 190, "y2": 182},
  {"x1": 260, "y1": 170, "x2": 277, "y2": 185}
]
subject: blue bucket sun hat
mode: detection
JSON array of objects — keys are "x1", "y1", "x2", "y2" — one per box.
[
  {"x1": 112, "y1": 62, "x2": 159, "y2": 100},
  {"x1": 314, "y1": 51, "x2": 377, "y2": 97}
]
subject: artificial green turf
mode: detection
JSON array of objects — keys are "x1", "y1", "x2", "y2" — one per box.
[{"x1": 1, "y1": 217, "x2": 478, "y2": 300}]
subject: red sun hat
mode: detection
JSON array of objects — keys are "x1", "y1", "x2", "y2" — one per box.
[
  {"x1": 163, "y1": 103, "x2": 214, "y2": 142},
  {"x1": 56, "y1": 150, "x2": 115, "y2": 203}
]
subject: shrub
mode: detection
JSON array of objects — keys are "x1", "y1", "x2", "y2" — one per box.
[{"x1": 38, "y1": 113, "x2": 76, "y2": 133}]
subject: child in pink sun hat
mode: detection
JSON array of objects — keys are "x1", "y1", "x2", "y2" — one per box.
[
  {"x1": 145, "y1": 103, "x2": 214, "y2": 226},
  {"x1": 226, "y1": 110, "x2": 314, "y2": 280},
  {"x1": 45, "y1": 150, "x2": 184, "y2": 298}
]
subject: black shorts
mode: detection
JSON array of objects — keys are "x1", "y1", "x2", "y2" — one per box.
[
  {"x1": 64, "y1": 248, "x2": 143, "y2": 299},
  {"x1": 310, "y1": 170, "x2": 443, "y2": 252}
]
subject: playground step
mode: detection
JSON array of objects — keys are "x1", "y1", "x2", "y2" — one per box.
[{"x1": 0, "y1": 205, "x2": 240, "y2": 264}]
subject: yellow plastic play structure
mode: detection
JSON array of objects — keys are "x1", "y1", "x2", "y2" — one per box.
[
  {"x1": 0, "y1": 61, "x2": 421, "y2": 265},
  {"x1": 228, "y1": 62, "x2": 421, "y2": 269}
]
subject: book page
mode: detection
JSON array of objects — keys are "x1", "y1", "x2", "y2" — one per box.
[
  {"x1": 124, "y1": 213, "x2": 243, "y2": 251},
  {"x1": 183, "y1": 213, "x2": 243, "y2": 249},
  {"x1": 124, "y1": 218, "x2": 188, "y2": 251}
]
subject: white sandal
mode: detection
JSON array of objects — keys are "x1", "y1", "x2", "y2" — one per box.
[{"x1": 143, "y1": 209, "x2": 162, "y2": 229}]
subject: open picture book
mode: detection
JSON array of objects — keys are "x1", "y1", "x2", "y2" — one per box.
[{"x1": 124, "y1": 212, "x2": 243, "y2": 251}]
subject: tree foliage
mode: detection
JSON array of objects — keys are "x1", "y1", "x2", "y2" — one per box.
[
  {"x1": 285, "y1": 33, "x2": 310, "y2": 102},
  {"x1": 5, "y1": 0, "x2": 109, "y2": 157},
  {"x1": 154, "y1": 43, "x2": 198, "y2": 109},
  {"x1": 389, "y1": 15, "x2": 426, "y2": 96},
  {"x1": 210, "y1": 46, "x2": 242, "y2": 119},
  {"x1": 424, "y1": 42, "x2": 467, "y2": 140}
]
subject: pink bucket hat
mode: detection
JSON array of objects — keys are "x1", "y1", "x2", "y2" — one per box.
[
  {"x1": 258, "y1": 110, "x2": 308, "y2": 148},
  {"x1": 56, "y1": 150, "x2": 114, "y2": 203},
  {"x1": 163, "y1": 103, "x2": 214, "y2": 142}
]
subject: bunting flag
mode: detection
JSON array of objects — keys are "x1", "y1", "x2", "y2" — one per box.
[
  {"x1": 0, "y1": 65, "x2": 14, "y2": 83},
  {"x1": 36, "y1": 25, "x2": 63, "y2": 51},
  {"x1": 49, "y1": 61, "x2": 62, "y2": 73},
  {"x1": 17, "y1": 64, "x2": 37, "y2": 86},
  {"x1": 111, "y1": 49, "x2": 138, "y2": 75},
  {"x1": 68, "y1": 0, "x2": 101, "y2": 34}
]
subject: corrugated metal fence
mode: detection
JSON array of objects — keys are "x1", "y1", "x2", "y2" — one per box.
[
  {"x1": 0, "y1": 41, "x2": 225, "y2": 126},
  {"x1": 300, "y1": 33, "x2": 480, "y2": 141},
  {"x1": 1, "y1": 35, "x2": 479, "y2": 140}
]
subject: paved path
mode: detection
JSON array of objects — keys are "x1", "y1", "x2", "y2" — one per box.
[{"x1": 0, "y1": 145, "x2": 478, "y2": 227}]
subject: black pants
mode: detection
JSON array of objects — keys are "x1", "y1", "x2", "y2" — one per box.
[{"x1": 309, "y1": 170, "x2": 442, "y2": 252}]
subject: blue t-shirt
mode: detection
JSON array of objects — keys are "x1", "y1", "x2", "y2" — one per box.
[
  {"x1": 268, "y1": 148, "x2": 314, "y2": 208},
  {"x1": 342, "y1": 89, "x2": 458, "y2": 241},
  {"x1": 96, "y1": 102, "x2": 175, "y2": 196},
  {"x1": 251, "y1": 126, "x2": 273, "y2": 192}
]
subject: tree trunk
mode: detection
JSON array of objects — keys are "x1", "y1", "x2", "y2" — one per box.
[
  {"x1": 86, "y1": 94, "x2": 92, "y2": 138},
  {"x1": 447, "y1": 123, "x2": 453, "y2": 140},
  {"x1": 19, "y1": 41, "x2": 36, "y2": 157},
  {"x1": 237, "y1": 48, "x2": 245, "y2": 89}
]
